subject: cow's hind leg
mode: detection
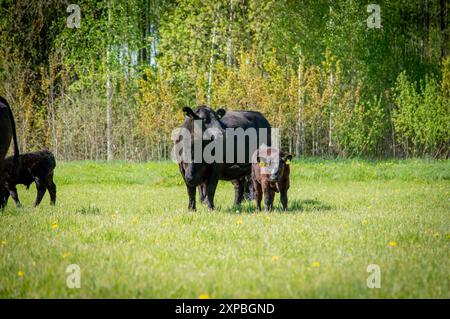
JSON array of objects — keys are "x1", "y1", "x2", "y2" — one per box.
[
  {"x1": 243, "y1": 176, "x2": 254, "y2": 201},
  {"x1": 233, "y1": 179, "x2": 244, "y2": 207},
  {"x1": 198, "y1": 184, "x2": 206, "y2": 204},
  {"x1": 34, "y1": 177, "x2": 47, "y2": 207},
  {"x1": 46, "y1": 173, "x2": 56, "y2": 205},
  {"x1": 186, "y1": 185, "x2": 196, "y2": 211},
  {"x1": 205, "y1": 178, "x2": 219, "y2": 210}
]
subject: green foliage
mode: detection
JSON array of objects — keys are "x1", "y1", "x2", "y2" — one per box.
[
  {"x1": 393, "y1": 72, "x2": 449, "y2": 157},
  {"x1": 0, "y1": 0, "x2": 448, "y2": 159},
  {"x1": 335, "y1": 95, "x2": 387, "y2": 157}
]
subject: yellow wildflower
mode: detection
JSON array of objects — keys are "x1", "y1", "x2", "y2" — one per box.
[
  {"x1": 312, "y1": 261, "x2": 320, "y2": 268},
  {"x1": 388, "y1": 240, "x2": 398, "y2": 247},
  {"x1": 198, "y1": 294, "x2": 209, "y2": 299}
]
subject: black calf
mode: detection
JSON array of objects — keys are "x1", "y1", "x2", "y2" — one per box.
[{"x1": 2, "y1": 150, "x2": 56, "y2": 207}]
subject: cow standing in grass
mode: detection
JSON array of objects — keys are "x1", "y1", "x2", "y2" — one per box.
[
  {"x1": 0, "y1": 96, "x2": 19, "y2": 209},
  {"x1": 2, "y1": 150, "x2": 56, "y2": 207},
  {"x1": 175, "y1": 106, "x2": 271, "y2": 210}
]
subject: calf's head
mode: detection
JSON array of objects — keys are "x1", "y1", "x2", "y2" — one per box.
[{"x1": 255, "y1": 146, "x2": 292, "y2": 182}]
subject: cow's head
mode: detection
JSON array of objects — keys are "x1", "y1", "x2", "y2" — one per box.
[
  {"x1": 254, "y1": 146, "x2": 293, "y2": 182},
  {"x1": 182, "y1": 105, "x2": 225, "y2": 134},
  {"x1": 179, "y1": 106, "x2": 226, "y2": 186}
]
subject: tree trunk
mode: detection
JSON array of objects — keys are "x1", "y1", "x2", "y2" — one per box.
[
  {"x1": 328, "y1": 71, "x2": 333, "y2": 153},
  {"x1": 207, "y1": 6, "x2": 220, "y2": 104},
  {"x1": 440, "y1": 0, "x2": 448, "y2": 60},
  {"x1": 106, "y1": 0, "x2": 113, "y2": 161},
  {"x1": 226, "y1": 0, "x2": 234, "y2": 66},
  {"x1": 296, "y1": 48, "x2": 304, "y2": 157}
]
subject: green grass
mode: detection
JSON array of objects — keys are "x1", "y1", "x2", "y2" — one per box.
[{"x1": 0, "y1": 159, "x2": 449, "y2": 298}]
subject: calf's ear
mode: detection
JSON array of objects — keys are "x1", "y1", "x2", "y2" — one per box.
[
  {"x1": 183, "y1": 106, "x2": 199, "y2": 119},
  {"x1": 216, "y1": 108, "x2": 226, "y2": 119},
  {"x1": 282, "y1": 153, "x2": 293, "y2": 163}
]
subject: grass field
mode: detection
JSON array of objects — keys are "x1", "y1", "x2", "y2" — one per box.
[{"x1": 0, "y1": 159, "x2": 449, "y2": 298}]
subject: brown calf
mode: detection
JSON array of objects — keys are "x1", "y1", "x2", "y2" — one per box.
[{"x1": 251, "y1": 146, "x2": 292, "y2": 211}]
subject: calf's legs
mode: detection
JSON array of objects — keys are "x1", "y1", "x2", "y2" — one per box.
[
  {"x1": 8, "y1": 185, "x2": 21, "y2": 207},
  {"x1": 254, "y1": 181, "x2": 262, "y2": 211},
  {"x1": 280, "y1": 190, "x2": 288, "y2": 211},
  {"x1": 46, "y1": 174, "x2": 56, "y2": 205},
  {"x1": 34, "y1": 177, "x2": 47, "y2": 207},
  {"x1": 263, "y1": 186, "x2": 275, "y2": 211}
]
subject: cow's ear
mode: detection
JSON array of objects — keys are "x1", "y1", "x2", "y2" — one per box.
[
  {"x1": 216, "y1": 108, "x2": 226, "y2": 119},
  {"x1": 183, "y1": 106, "x2": 199, "y2": 119}
]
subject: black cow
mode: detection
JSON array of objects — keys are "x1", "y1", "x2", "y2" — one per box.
[
  {"x1": 2, "y1": 150, "x2": 56, "y2": 207},
  {"x1": 176, "y1": 105, "x2": 271, "y2": 210},
  {"x1": 0, "y1": 96, "x2": 19, "y2": 209}
]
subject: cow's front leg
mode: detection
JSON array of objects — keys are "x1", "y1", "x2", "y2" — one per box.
[
  {"x1": 187, "y1": 185, "x2": 196, "y2": 211},
  {"x1": 8, "y1": 185, "x2": 21, "y2": 207},
  {"x1": 205, "y1": 178, "x2": 219, "y2": 210}
]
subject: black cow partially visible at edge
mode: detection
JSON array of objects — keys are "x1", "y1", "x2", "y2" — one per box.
[
  {"x1": 0, "y1": 96, "x2": 19, "y2": 209},
  {"x1": 2, "y1": 150, "x2": 56, "y2": 207},
  {"x1": 177, "y1": 105, "x2": 271, "y2": 210}
]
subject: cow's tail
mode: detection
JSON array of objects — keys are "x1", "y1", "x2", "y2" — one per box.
[{"x1": 0, "y1": 96, "x2": 20, "y2": 176}]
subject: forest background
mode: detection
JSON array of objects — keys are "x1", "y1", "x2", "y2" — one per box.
[{"x1": 0, "y1": 0, "x2": 448, "y2": 161}]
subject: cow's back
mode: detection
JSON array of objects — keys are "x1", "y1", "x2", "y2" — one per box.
[
  {"x1": 217, "y1": 110, "x2": 272, "y2": 180},
  {"x1": 220, "y1": 110, "x2": 271, "y2": 131}
]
